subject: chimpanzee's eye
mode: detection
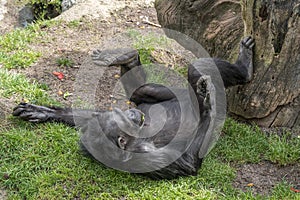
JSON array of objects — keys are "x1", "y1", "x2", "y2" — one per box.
[{"x1": 128, "y1": 111, "x2": 135, "y2": 120}]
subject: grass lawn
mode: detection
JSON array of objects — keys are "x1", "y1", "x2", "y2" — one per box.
[{"x1": 0, "y1": 21, "x2": 300, "y2": 200}]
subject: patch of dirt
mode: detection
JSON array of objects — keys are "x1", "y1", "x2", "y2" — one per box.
[
  {"x1": 233, "y1": 161, "x2": 300, "y2": 196},
  {"x1": 14, "y1": 4, "x2": 160, "y2": 109},
  {"x1": 0, "y1": 189, "x2": 7, "y2": 200}
]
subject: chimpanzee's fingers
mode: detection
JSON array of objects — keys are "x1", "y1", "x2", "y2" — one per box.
[
  {"x1": 91, "y1": 49, "x2": 102, "y2": 58},
  {"x1": 18, "y1": 111, "x2": 47, "y2": 122},
  {"x1": 249, "y1": 41, "x2": 255, "y2": 49},
  {"x1": 242, "y1": 36, "x2": 252, "y2": 45},
  {"x1": 12, "y1": 104, "x2": 32, "y2": 116},
  {"x1": 12, "y1": 108, "x2": 23, "y2": 116},
  {"x1": 245, "y1": 38, "x2": 255, "y2": 48},
  {"x1": 18, "y1": 111, "x2": 34, "y2": 119},
  {"x1": 12, "y1": 102, "x2": 27, "y2": 111}
]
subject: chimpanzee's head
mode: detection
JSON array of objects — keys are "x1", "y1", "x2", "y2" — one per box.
[{"x1": 100, "y1": 108, "x2": 155, "y2": 153}]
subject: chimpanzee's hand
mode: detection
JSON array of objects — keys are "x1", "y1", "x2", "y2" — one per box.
[
  {"x1": 12, "y1": 103, "x2": 55, "y2": 123},
  {"x1": 237, "y1": 36, "x2": 255, "y2": 82}
]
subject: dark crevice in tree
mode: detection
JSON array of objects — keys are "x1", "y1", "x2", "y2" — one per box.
[
  {"x1": 271, "y1": 1, "x2": 295, "y2": 54},
  {"x1": 259, "y1": 2, "x2": 268, "y2": 21}
]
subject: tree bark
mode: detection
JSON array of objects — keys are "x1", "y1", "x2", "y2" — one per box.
[{"x1": 155, "y1": 0, "x2": 300, "y2": 128}]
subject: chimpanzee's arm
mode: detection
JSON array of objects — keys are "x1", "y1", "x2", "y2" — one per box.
[
  {"x1": 216, "y1": 36, "x2": 254, "y2": 87},
  {"x1": 12, "y1": 103, "x2": 101, "y2": 127}
]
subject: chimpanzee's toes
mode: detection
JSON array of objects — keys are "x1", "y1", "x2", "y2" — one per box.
[
  {"x1": 196, "y1": 75, "x2": 215, "y2": 109},
  {"x1": 241, "y1": 36, "x2": 255, "y2": 49},
  {"x1": 91, "y1": 49, "x2": 102, "y2": 58},
  {"x1": 196, "y1": 75, "x2": 210, "y2": 98}
]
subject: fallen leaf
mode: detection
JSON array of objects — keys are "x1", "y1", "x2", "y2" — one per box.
[
  {"x1": 247, "y1": 183, "x2": 254, "y2": 187},
  {"x1": 114, "y1": 74, "x2": 120, "y2": 79},
  {"x1": 57, "y1": 90, "x2": 63, "y2": 96},
  {"x1": 126, "y1": 101, "x2": 131, "y2": 105},
  {"x1": 291, "y1": 187, "x2": 300, "y2": 193},
  {"x1": 53, "y1": 71, "x2": 64, "y2": 80},
  {"x1": 22, "y1": 98, "x2": 29, "y2": 103}
]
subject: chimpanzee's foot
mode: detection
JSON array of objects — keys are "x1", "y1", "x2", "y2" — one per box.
[
  {"x1": 237, "y1": 36, "x2": 255, "y2": 82},
  {"x1": 91, "y1": 48, "x2": 139, "y2": 66},
  {"x1": 12, "y1": 103, "x2": 55, "y2": 122},
  {"x1": 196, "y1": 75, "x2": 215, "y2": 108}
]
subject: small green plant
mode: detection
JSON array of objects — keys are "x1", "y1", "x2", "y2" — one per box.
[
  {"x1": 174, "y1": 65, "x2": 188, "y2": 77},
  {"x1": 56, "y1": 57, "x2": 74, "y2": 67},
  {"x1": 67, "y1": 20, "x2": 81, "y2": 28},
  {"x1": 28, "y1": 0, "x2": 62, "y2": 20},
  {"x1": 127, "y1": 29, "x2": 171, "y2": 64}
]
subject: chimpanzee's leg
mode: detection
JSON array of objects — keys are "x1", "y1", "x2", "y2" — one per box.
[
  {"x1": 91, "y1": 48, "x2": 177, "y2": 105},
  {"x1": 91, "y1": 48, "x2": 146, "y2": 97},
  {"x1": 188, "y1": 36, "x2": 255, "y2": 89},
  {"x1": 129, "y1": 83, "x2": 177, "y2": 105}
]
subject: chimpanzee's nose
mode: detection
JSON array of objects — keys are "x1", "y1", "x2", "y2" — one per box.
[{"x1": 124, "y1": 109, "x2": 145, "y2": 126}]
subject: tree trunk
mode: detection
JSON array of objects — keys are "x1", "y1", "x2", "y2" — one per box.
[{"x1": 155, "y1": 0, "x2": 300, "y2": 128}]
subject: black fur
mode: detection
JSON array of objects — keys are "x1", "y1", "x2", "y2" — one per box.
[{"x1": 13, "y1": 37, "x2": 254, "y2": 179}]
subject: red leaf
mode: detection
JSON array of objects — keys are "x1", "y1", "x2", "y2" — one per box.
[
  {"x1": 53, "y1": 71, "x2": 64, "y2": 80},
  {"x1": 290, "y1": 187, "x2": 300, "y2": 193}
]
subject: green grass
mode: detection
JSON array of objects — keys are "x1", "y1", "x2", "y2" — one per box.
[
  {"x1": 1, "y1": 117, "x2": 299, "y2": 199},
  {"x1": 0, "y1": 26, "x2": 41, "y2": 69},
  {"x1": 0, "y1": 23, "x2": 299, "y2": 200},
  {"x1": 266, "y1": 133, "x2": 300, "y2": 165},
  {"x1": 215, "y1": 119, "x2": 300, "y2": 165},
  {"x1": 0, "y1": 69, "x2": 58, "y2": 106},
  {"x1": 0, "y1": 20, "x2": 61, "y2": 69}
]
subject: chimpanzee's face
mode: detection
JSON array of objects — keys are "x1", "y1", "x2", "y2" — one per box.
[{"x1": 102, "y1": 108, "x2": 145, "y2": 151}]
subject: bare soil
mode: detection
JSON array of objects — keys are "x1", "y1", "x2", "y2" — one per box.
[
  {"x1": 1, "y1": 1, "x2": 299, "y2": 197},
  {"x1": 233, "y1": 161, "x2": 300, "y2": 196}
]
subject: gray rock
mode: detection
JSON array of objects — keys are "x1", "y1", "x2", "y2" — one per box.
[
  {"x1": 62, "y1": 0, "x2": 77, "y2": 12},
  {"x1": 18, "y1": 5, "x2": 34, "y2": 27},
  {"x1": 0, "y1": 0, "x2": 8, "y2": 21},
  {"x1": 55, "y1": 0, "x2": 154, "y2": 22}
]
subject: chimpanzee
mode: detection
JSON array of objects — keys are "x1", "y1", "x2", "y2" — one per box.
[{"x1": 13, "y1": 37, "x2": 254, "y2": 179}]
